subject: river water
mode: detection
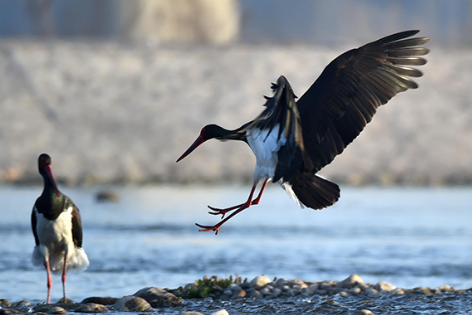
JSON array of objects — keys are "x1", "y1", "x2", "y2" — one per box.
[{"x1": 0, "y1": 184, "x2": 471, "y2": 304}]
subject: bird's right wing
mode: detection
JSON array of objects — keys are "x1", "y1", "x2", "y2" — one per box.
[{"x1": 296, "y1": 30, "x2": 429, "y2": 172}]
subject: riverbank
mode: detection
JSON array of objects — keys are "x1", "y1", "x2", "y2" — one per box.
[{"x1": 1, "y1": 274, "x2": 470, "y2": 315}]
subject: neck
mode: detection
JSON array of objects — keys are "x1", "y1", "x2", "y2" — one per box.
[
  {"x1": 214, "y1": 124, "x2": 248, "y2": 141},
  {"x1": 42, "y1": 174, "x2": 61, "y2": 199}
]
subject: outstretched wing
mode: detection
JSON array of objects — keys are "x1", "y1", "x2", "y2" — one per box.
[
  {"x1": 297, "y1": 30, "x2": 429, "y2": 172},
  {"x1": 246, "y1": 76, "x2": 311, "y2": 182}
]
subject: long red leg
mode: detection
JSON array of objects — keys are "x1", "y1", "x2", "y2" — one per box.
[
  {"x1": 45, "y1": 260, "x2": 52, "y2": 304},
  {"x1": 62, "y1": 252, "x2": 67, "y2": 303},
  {"x1": 197, "y1": 180, "x2": 269, "y2": 234},
  {"x1": 208, "y1": 179, "x2": 269, "y2": 218}
]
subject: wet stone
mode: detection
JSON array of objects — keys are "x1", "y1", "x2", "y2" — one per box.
[
  {"x1": 14, "y1": 301, "x2": 30, "y2": 307},
  {"x1": 349, "y1": 287, "x2": 362, "y2": 295},
  {"x1": 46, "y1": 306, "x2": 66, "y2": 314},
  {"x1": 357, "y1": 310, "x2": 373, "y2": 315},
  {"x1": 180, "y1": 312, "x2": 205, "y2": 315},
  {"x1": 0, "y1": 308, "x2": 24, "y2": 315},
  {"x1": 134, "y1": 287, "x2": 182, "y2": 307},
  {"x1": 56, "y1": 298, "x2": 74, "y2": 304},
  {"x1": 210, "y1": 310, "x2": 229, "y2": 315},
  {"x1": 392, "y1": 288, "x2": 405, "y2": 295},
  {"x1": 232, "y1": 289, "x2": 246, "y2": 299},
  {"x1": 366, "y1": 287, "x2": 378, "y2": 296},
  {"x1": 114, "y1": 296, "x2": 152, "y2": 312},
  {"x1": 81, "y1": 297, "x2": 118, "y2": 305},
  {"x1": 74, "y1": 303, "x2": 108, "y2": 313},
  {"x1": 0, "y1": 299, "x2": 12, "y2": 307}
]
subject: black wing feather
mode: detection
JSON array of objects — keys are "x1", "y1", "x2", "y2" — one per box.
[
  {"x1": 245, "y1": 76, "x2": 311, "y2": 182},
  {"x1": 31, "y1": 205, "x2": 39, "y2": 246},
  {"x1": 67, "y1": 198, "x2": 84, "y2": 248},
  {"x1": 296, "y1": 30, "x2": 429, "y2": 172}
]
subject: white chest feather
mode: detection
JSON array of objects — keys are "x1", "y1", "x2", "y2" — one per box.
[
  {"x1": 247, "y1": 124, "x2": 287, "y2": 184},
  {"x1": 35, "y1": 206, "x2": 74, "y2": 251}
]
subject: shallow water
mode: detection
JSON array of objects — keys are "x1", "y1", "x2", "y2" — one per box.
[{"x1": 0, "y1": 184, "x2": 471, "y2": 304}]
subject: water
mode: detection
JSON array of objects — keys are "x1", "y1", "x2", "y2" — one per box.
[{"x1": 0, "y1": 184, "x2": 471, "y2": 304}]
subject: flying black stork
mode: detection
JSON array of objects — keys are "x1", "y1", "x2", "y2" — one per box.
[
  {"x1": 31, "y1": 154, "x2": 89, "y2": 303},
  {"x1": 177, "y1": 30, "x2": 429, "y2": 235}
]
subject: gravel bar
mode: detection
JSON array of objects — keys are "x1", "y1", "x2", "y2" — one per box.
[{"x1": 1, "y1": 274, "x2": 471, "y2": 315}]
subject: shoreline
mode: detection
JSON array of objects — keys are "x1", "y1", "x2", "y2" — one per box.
[{"x1": 2, "y1": 274, "x2": 471, "y2": 315}]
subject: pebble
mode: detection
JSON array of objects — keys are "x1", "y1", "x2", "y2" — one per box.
[
  {"x1": 249, "y1": 275, "x2": 271, "y2": 288},
  {"x1": 46, "y1": 306, "x2": 66, "y2": 314},
  {"x1": 133, "y1": 286, "x2": 182, "y2": 307},
  {"x1": 0, "y1": 299, "x2": 12, "y2": 307},
  {"x1": 337, "y1": 274, "x2": 364, "y2": 289},
  {"x1": 5, "y1": 274, "x2": 470, "y2": 314},
  {"x1": 357, "y1": 309, "x2": 373, "y2": 315},
  {"x1": 74, "y1": 303, "x2": 108, "y2": 313},
  {"x1": 210, "y1": 310, "x2": 229, "y2": 315},
  {"x1": 375, "y1": 281, "x2": 396, "y2": 292},
  {"x1": 114, "y1": 296, "x2": 151, "y2": 312}
]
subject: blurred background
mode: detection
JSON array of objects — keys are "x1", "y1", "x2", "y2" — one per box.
[
  {"x1": 0, "y1": 0, "x2": 472, "y2": 304},
  {"x1": 0, "y1": 0, "x2": 471, "y2": 185}
]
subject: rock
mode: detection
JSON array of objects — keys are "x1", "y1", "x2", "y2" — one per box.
[
  {"x1": 349, "y1": 287, "x2": 362, "y2": 295},
  {"x1": 226, "y1": 283, "x2": 241, "y2": 293},
  {"x1": 366, "y1": 287, "x2": 378, "y2": 296},
  {"x1": 340, "y1": 291, "x2": 348, "y2": 297},
  {"x1": 269, "y1": 288, "x2": 282, "y2": 298},
  {"x1": 375, "y1": 281, "x2": 396, "y2": 292},
  {"x1": 437, "y1": 284, "x2": 452, "y2": 292},
  {"x1": 337, "y1": 274, "x2": 364, "y2": 289},
  {"x1": 0, "y1": 309, "x2": 24, "y2": 314},
  {"x1": 114, "y1": 296, "x2": 152, "y2": 312},
  {"x1": 180, "y1": 312, "x2": 205, "y2": 315},
  {"x1": 46, "y1": 307, "x2": 67, "y2": 314},
  {"x1": 260, "y1": 287, "x2": 272, "y2": 296},
  {"x1": 95, "y1": 190, "x2": 120, "y2": 202},
  {"x1": 357, "y1": 310, "x2": 373, "y2": 315},
  {"x1": 75, "y1": 303, "x2": 108, "y2": 313},
  {"x1": 232, "y1": 289, "x2": 246, "y2": 299},
  {"x1": 134, "y1": 287, "x2": 182, "y2": 307},
  {"x1": 210, "y1": 310, "x2": 229, "y2": 315},
  {"x1": 14, "y1": 301, "x2": 30, "y2": 307},
  {"x1": 81, "y1": 297, "x2": 118, "y2": 305},
  {"x1": 281, "y1": 285, "x2": 290, "y2": 292},
  {"x1": 413, "y1": 287, "x2": 432, "y2": 295},
  {"x1": 248, "y1": 290, "x2": 263, "y2": 299},
  {"x1": 249, "y1": 275, "x2": 271, "y2": 288},
  {"x1": 392, "y1": 288, "x2": 405, "y2": 295},
  {"x1": 56, "y1": 298, "x2": 74, "y2": 304},
  {"x1": 184, "y1": 283, "x2": 197, "y2": 292},
  {"x1": 0, "y1": 299, "x2": 11, "y2": 307}
]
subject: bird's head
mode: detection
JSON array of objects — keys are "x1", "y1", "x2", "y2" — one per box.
[
  {"x1": 176, "y1": 124, "x2": 228, "y2": 162},
  {"x1": 38, "y1": 153, "x2": 60, "y2": 197}
]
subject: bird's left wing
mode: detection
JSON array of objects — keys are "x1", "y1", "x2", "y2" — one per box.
[
  {"x1": 67, "y1": 198, "x2": 84, "y2": 248},
  {"x1": 246, "y1": 76, "x2": 311, "y2": 182}
]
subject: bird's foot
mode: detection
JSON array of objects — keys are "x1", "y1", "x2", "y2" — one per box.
[
  {"x1": 207, "y1": 204, "x2": 242, "y2": 219},
  {"x1": 195, "y1": 223, "x2": 221, "y2": 235}
]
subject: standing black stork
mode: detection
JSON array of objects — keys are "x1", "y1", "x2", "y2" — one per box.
[
  {"x1": 31, "y1": 154, "x2": 89, "y2": 303},
  {"x1": 177, "y1": 30, "x2": 429, "y2": 235}
]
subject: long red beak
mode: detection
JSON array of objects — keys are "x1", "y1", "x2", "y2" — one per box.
[
  {"x1": 44, "y1": 165, "x2": 60, "y2": 197},
  {"x1": 176, "y1": 135, "x2": 205, "y2": 162}
]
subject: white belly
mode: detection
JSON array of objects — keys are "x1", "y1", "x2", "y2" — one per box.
[
  {"x1": 32, "y1": 206, "x2": 89, "y2": 274},
  {"x1": 247, "y1": 124, "x2": 287, "y2": 184}
]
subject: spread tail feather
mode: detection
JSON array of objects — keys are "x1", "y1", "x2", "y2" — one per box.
[{"x1": 288, "y1": 173, "x2": 340, "y2": 209}]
